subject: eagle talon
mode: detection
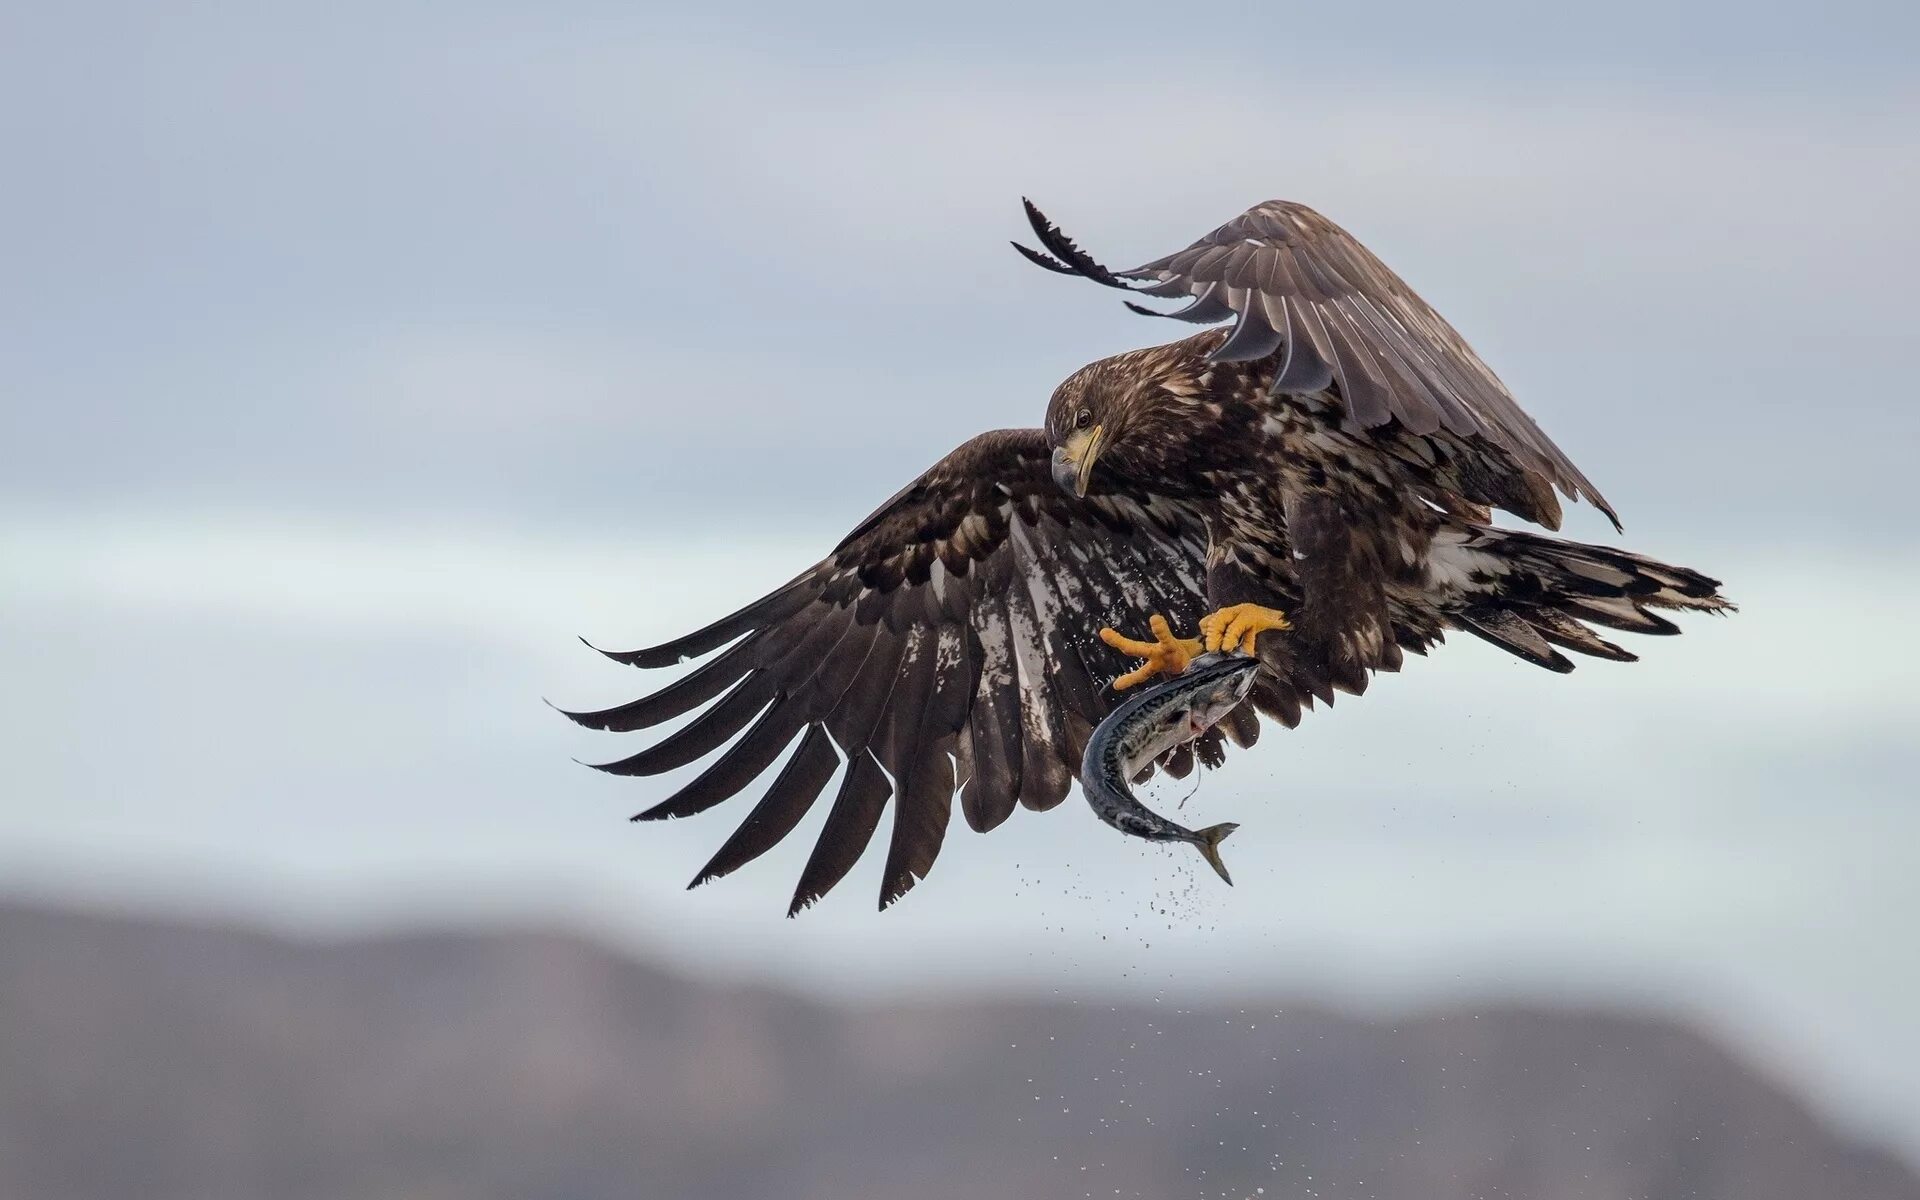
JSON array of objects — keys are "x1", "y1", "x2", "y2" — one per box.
[
  {"x1": 1100, "y1": 614, "x2": 1204, "y2": 690},
  {"x1": 1199, "y1": 604, "x2": 1291, "y2": 655}
]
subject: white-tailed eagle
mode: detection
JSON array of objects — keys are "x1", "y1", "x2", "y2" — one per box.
[{"x1": 561, "y1": 199, "x2": 1731, "y2": 913}]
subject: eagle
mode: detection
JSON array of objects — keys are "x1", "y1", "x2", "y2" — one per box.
[{"x1": 562, "y1": 198, "x2": 1731, "y2": 914}]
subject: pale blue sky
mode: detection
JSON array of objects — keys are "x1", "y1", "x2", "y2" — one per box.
[{"x1": 3, "y1": 0, "x2": 1917, "y2": 1166}]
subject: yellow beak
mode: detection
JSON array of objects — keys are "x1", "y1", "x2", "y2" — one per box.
[{"x1": 1051, "y1": 425, "x2": 1104, "y2": 498}]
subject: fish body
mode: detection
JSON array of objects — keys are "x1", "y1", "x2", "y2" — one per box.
[{"x1": 1079, "y1": 652, "x2": 1262, "y2": 884}]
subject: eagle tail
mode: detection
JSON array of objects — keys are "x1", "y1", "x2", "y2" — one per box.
[{"x1": 1437, "y1": 526, "x2": 1733, "y2": 671}]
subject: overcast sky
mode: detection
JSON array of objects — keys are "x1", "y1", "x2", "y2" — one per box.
[{"x1": 3, "y1": 0, "x2": 1918, "y2": 1168}]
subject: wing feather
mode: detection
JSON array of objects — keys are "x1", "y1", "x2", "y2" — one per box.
[
  {"x1": 1017, "y1": 198, "x2": 1620, "y2": 529},
  {"x1": 633, "y1": 693, "x2": 811, "y2": 820},
  {"x1": 585, "y1": 673, "x2": 775, "y2": 777},
  {"x1": 597, "y1": 577, "x2": 814, "y2": 668},
  {"x1": 882, "y1": 749, "x2": 956, "y2": 909},
  {"x1": 558, "y1": 636, "x2": 758, "y2": 732},
  {"x1": 687, "y1": 724, "x2": 842, "y2": 887},
  {"x1": 789, "y1": 750, "x2": 893, "y2": 916},
  {"x1": 571, "y1": 428, "x2": 1232, "y2": 911},
  {"x1": 957, "y1": 595, "x2": 1026, "y2": 832}
]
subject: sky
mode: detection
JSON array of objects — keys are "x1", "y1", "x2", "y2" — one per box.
[{"x1": 3, "y1": 0, "x2": 1919, "y2": 1166}]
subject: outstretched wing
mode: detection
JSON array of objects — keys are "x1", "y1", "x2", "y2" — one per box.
[
  {"x1": 1016, "y1": 198, "x2": 1619, "y2": 530},
  {"x1": 563, "y1": 429, "x2": 1260, "y2": 914}
]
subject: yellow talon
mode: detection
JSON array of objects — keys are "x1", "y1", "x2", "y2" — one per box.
[
  {"x1": 1099, "y1": 614, "x2": 1204, "y2": 690},
  {"x1": 1198, "y1": 603, "x2": 1291, "y2": 655}
]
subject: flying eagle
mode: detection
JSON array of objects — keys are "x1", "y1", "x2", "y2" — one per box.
[{"x1": 562, "y1": 199, "x2": 1731, "y2": 914}]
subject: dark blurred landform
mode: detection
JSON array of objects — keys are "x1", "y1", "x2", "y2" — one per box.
[{"x1": 1, "y1": 901, "x2": 1913, "y2": 1200}]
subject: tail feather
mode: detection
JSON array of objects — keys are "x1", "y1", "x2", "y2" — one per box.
[
  {"x1": 1524, "y1": 608, "x2": 1638, "y2": 663},
  {"x1": 1192, "y1": 822, "x2": 1238, "y2": 886},
  {"x1": 1562, "y1": 597, "x2": 1683, "y2": 636},
  {"x1": 1456, "y1": 610, "x2": 1575, "y2": 673},
  {"x1": 1433, "y1": 525, "x2": 1732, "y2": 671}
]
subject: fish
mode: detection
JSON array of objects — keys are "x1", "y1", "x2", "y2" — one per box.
[{"x1": 1078, "y1": 651, "x2": 1263, "y2": 885}]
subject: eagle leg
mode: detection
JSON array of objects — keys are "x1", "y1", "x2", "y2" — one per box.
[
  {"x1": 1198, "y1": 604, "x2": 1291, "y2": 656},
  {"x1": 1099, "y1": 614, "x2": 1203, "y2": 691}
]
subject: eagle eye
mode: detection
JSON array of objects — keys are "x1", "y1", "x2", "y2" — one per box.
[{"x1": 1074, "y1": 407, "x2": 1093, "y2": 430}]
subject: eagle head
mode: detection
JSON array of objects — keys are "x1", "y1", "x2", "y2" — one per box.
[{"x1": 1044, "y1": 333, "x2": 1223, "y2": 499}]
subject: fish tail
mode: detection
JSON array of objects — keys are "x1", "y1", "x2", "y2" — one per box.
[{"x1": 1192, "y1": 823, "x2": 1239, "y2": 886}]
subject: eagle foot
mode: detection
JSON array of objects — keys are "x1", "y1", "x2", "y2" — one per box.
[
  {"x1": 1099, "y1": 614, "x2": 1203, "y2": 691},
  {"x1": 1198, "y1": 604, "x2": 1290, "y2": 656}
]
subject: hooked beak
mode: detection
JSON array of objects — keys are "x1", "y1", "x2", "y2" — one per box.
[{"x1": 1051, "y1": 425, "x2": 1104, "y2": 498}]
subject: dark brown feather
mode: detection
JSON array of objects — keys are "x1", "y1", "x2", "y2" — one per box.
[
  {"x1": 1457, "y1": 610, "x2": 1577, "y2": 673},
  {"x1": 688, "y1": 724, "x2": 841, "y2": 886},
  {"x1": 587, "y1": 673, "x2": 775, "y2": 777},
  {"x1": 558, "y1": 637, "x2": 758, "y2": 732},
  {"x1": 1021, "y1": 197, "x2": 1622, "y2": 529},
  {"x1": 881, "y1": 750, "x2": 956, "y2": 909},
  {"x1": 573, "y1": 428, "x2": 1222, "y2": 911},
  {"x1": 633, "y1": 694, "x2": 810, "y2": 820},
  {"x1": 789, "y1": 750, "x2": 892, "y2": 916},
  {"x1": 598, "y1": 578, "x2": 814, "y2": 668}
]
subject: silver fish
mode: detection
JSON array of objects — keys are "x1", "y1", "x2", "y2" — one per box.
[{"x1": 1079, "y1": 651, "x2": 1262, "y2": 884}]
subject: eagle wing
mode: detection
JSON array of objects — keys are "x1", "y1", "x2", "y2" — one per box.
[
  {"x1": 564, "y1": 428, "x2": 1278, "y2": 914},
  {"x1": 1016, "y1": 198, "x2": 1619, "y2": 530}
]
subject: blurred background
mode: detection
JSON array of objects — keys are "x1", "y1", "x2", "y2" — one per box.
[{"x1": 3, "y1": 2, "x2": 1917, "y2": 1197}]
